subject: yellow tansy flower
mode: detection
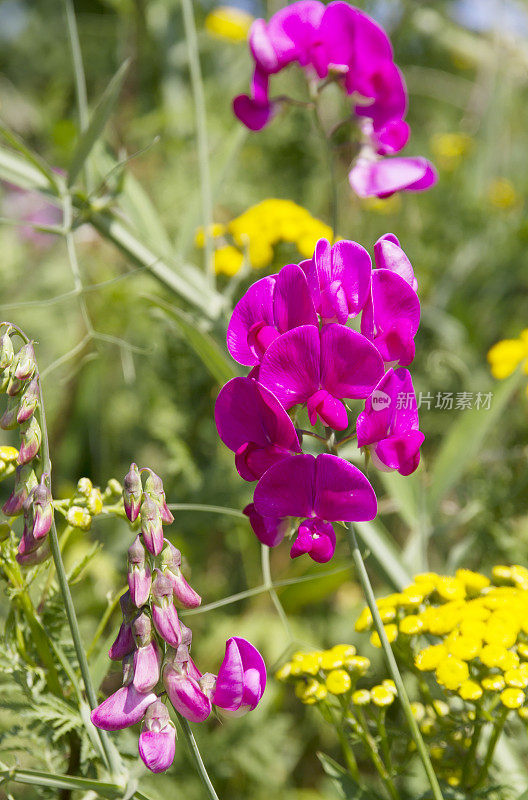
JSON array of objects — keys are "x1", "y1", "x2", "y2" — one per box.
[
  {"x1": 371, "y1": 684, "x2": 395, "y2": 707},
  {"x1": 326, "y1": 669, "x2": 352, "y2": 695},
  {"x1": 488, "y1": 178, "x2": 520, "y2": 209},
  {"x1": 204, "y1": 6, "x2": 253, "y2": 42},
  {"x1": 458, "y1": 680, "x2": 483, "y2": 701},
  {"x1": 488, "y1": 332, "x2": 528, "y2": 381},
  {"x1": 370, "y1": 624, "x2": 397, "y2": 648},
  {"x1": 430, "y1": 132, "x2": 472, "y2": 171},
  {"x1": 352, "y1": 689, "x2": 371, "y2": 706},
  {"x1": 415, "y1": 644, "x2": 448, "y2": 672},
  {"x1": 435, "y1": 656, "x2": 469, "y2": 691},
  {"x1": 500, "y1": 687, "x2": 525, "y2": 709}
]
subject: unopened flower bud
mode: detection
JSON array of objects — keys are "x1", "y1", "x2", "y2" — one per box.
[
  {"x1": 133, "y1": 639, "x2": 161, "y2": 693},
  {"x1": 0, "y1": 395, "x2": 21, "y2": 430},
  {"x1": 179, "y1": 622, "x2": 193, "y2": 647},
  {"x1": 144, "y1": 469, "x2": 174, "y2": 525},
  {"x1": 128, "y1": 535, "x2": 152, "y2": 607},
  {"x1": 161, "y1": 546, "x2": 201, "y2": 609},
  {"x1": 163, "y1": 661, "x2": 212, "y2": 723},
  {"x1": 66, "y1": 505, "x2": 92, "y2": 530},
  {"x1": 139, "y1": 699, "x2": 177, "y2": 773},
  {"x1": 14, "y1": 342, "x2": 36, "y2": 381},
  {"x1": 31, "y1": 474, "x2": 53, "y2": 540},
  {"x1": 77, "y1": 477, "x2": 93, "y2": 496},
  {"x1": 160, "y1": 541, "x2": 182, "y2": 571},
  {"x1": 120, "y1": 589, "x2": 136, "y2": 621},
  {"x1": 6, "y1": 374, "x2": 25, "y2": 397},
  {"x1": 123, "y1": 463, "x2": 142, "y2": 523},
  {"x1": 18, "y1": 417, "x2": 41, "y2": 464},
  {"x1": 3, "y1": 464, "x2": 37, "y2": 516},
  {"x1": 16, "y1": 537, "x2": 50, "y2": 566},
  {"x1": 132, "y1": 611, "x2": 152, "y2": 648},
  {"x1": 87, "y1": 487, "x2": 103, "y2": 515},
  {"x1": 0, "y1": 333, "x2": 14, "y2": 370},
  {"x1": 151, "y1": 569, "x2": 181, "y2": 648},
  {"x1": 140, "y1": 495, "x2": 163, "y2": 556},
  {"x1": 16, "y1": 377, "x2": 39, "y2": 424},
  {"x1": 109, "y1": 622, "x2": 135, "y2": 661}
]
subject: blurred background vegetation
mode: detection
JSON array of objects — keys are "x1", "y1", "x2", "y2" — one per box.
[{"x1": 0, "y1": 0, "x2": 528, "y2": 797}]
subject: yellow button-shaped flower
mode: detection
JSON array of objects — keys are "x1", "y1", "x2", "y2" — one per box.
[
  {"x1": 500, "y1": 687, "x2": 525, "y2": 709},
  {"x1": 326, "y1": 669, "x2": 351, "y2": 695},
  {"x1": 435, "y1": 656, "x2": 469, "y2": 691},
  {"x1": 370, "y1": 624, "x2": 397, "y2": 649},
  {"x1": 482, "y1": 675, "x2": 506, "y2": 692},
  {"x1": 371, "y1": 685, "x2": 395, "y2": 707},
  {"x1": 399, "y1": 615, "x2": 424, "y2": 635},
  {"x1": 415, "y1": 644, "x2": 448, "y2": 672},
  {"x1": 458, "y1": 680, "x2": 483, "y2": 701},
  {"x1": 352, "y1": 689, "x2": 370, "y2": 706}
]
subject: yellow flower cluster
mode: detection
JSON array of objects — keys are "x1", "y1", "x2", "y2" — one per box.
[
  {"x1": 430, "y1": 132, "x2": 472, "y2": 171},
  {"x1": 56, "y1": 476, "x2": 122, "y2": 531},
  {"x1": 195, "y1": 199, "x2": 333, "y2": 276},
  {"x1": 487, "y1": 177, "x2": 520, "y2": 210},
  {"x1": 0, "y1": 445, "x2": 19, "y2": 480},
  {"x1": 356, "y1": 567, "x2": 528, "y2": 714},
  {"x1": 204, "y1": 6, "x2": 253, "y2": 42},
  {"x1": 276, "y1": 644, "x2": 396, "y2": 708},
  {"x1": 487, "y1": 329, "x2": 528, "y2": 395}
]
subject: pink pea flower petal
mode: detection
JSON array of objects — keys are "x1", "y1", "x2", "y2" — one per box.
[
  {"x1": 349, "y1": 156, "x2": 437, "y2": 198},
  {"x1": 243, "y1": 503, "x2": 289, "y2": 547},
  {"x1": 133, "y1": 641, "x2": 161, "y2": 694},
  {"x1": 163, "y1": 664, "x2": 213, "y2": 723},
  {"x1": 320, "y1": 323, "x2": 384, "y2": 401},
  {"x1": 227, "y1": 277, "x2": 276, "y2": 366},
  {"x1": 290, "y1": 518, "x2": 336, "y2": 563},
  {"x1": 302, "y1": 238, "x2": 372, "y2": 322},
  {"x1": 139, "y1": 727, "x2": 176, "y2": 773},
  {"x1": 361, "y1": 270, "x2": 420, "y2": 366},
  {"x1": 91, "y1": 685, "x2": 156, "y2": 731},
  {"x1": 213, "y1": 637, "x2": 266, "y2": 716},
  {"x1": 374, "y1": 234, "x2": 417, "y2": 291}
]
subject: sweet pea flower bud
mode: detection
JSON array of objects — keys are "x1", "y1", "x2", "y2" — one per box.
[
  {"x1": 160, "y1": 542, "x2": 200, "y2": 608},
  {"x1": 109, "y1": 622, "x2": 135, "y2": 661},
  {"x1": 31, "y1": 475, "x2": 53, "y2": 540},
  {"x1": 0, "y1": 395, "x2": 20, "y2": 430},
  {"x1": 144, "y1": 470, "x2": 174, "y2": 525},
  {"x1": 123, "y1": 463, "x2": 142, "y2": 523},
  {"x1": 6, "y1": 373, "x2": 25, "y2": 397},
  {"x1": 91, "y1": 684, "x2": 157, "y2": 731},
  {"x1": 0, "y1": 332, "x2": 14, "y2": 370},
  {"x1": 132, "y1": 611, "x2": 152, "y2": 648},
  {"x1": 179, "y1": 622, "x2": 193, "y2": 647},
  {"x1": 66, "y1": 505, "x2": 91, "y2": 530},
  {"x1": 138, "y1": 699, "x2": 177, "y2": 773},
  {"x1": 127, "y1": 535, "x2": 152, "y2": 607},
  {"x1": 18, "y1": 417, "x2": 41, "y2": 464},
  {"x1": 151, "y1": 569, "x2": 181, "y2": 648},
  {"x1": 3, "y1": 464, "x2": 37, "y2": 516},
  {"x1": 162, "y1": 659, "x2": 212, "y2": 723},
  {"x1": 140, "y1": 495, "x2": 164, "y2": 556},
  {"x1": 14, "y1": 342, "x2": 36, "y2": 381},
  {"x1": 16, "y1": 537, "x2": 50, "y2": 565},
  {"x1": 16, "y1": 377, "x2": 39, "y2": 424},
  {"x1": 213, "y1": 637, "x2": 267, "y2": 717}
]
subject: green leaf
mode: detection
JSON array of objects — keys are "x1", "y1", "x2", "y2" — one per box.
[
  {"x1": 0, "y1": 145, "x2": 54, "y2": 193},
  {"x1": 428, "y1": 371, "x2": 523, "y2": 512},
  {"x1": 68, "y1": 59, "x2": 130, "y2": 187},
  {"x1": 147, "y1": 295, "x2": 239, "y2": 385},
  {"x1": 0, "y1": 122, "x2": 61, "y2": 192},
  {"x1": 317, "y1": 753, "x2": 378, "y2": 799}
]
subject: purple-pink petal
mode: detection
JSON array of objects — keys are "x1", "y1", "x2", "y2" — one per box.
[
  {"x1": 243, "y1": 503, "x2": 288, "y2": 547},
  {"x1": 374, "y1": 234, "x2": 417, "y2": 291},
  {"x1": 139, "y1": 727, "x2": 176, "y2": 773},
  {"x1": 253, "y1": 454, "x2": 316, "y2": 519},
  {"x1": 163, "y1": 665, "x2": 213, "y2": 723},
  {"x1": 91, "y1": 685, "x2": 156, "y2": 731},
  {"x1": 361, "y1": 270, "x2": 420, "y2": 366},
  {"x1": 349, "y1": 156, "x2": 437, "y2": 198},
  {"x1": 313, "y1": 453, "x2": 377, "y2": 522},
  {"x1": 213, "y1": 637, "x2": 266, "y2": 715},
  {"x1": 290, "y1": 518, "x2": 336, "y2": 563},
  {"x1": 273, "y1": 263, "x2": 317, "y2": 332},
  {"x1": 259, "y1": 325, "x2": 320, "y2": 409},
  {"x1": 320, "y1": 323, "x2": 384, "y2": 400},
  {"x1": 227, "y1": 276, "x2": 275, "y2": 366}
]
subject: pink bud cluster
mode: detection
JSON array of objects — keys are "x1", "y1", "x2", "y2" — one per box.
[
  {"x1": 0, "y1": 327, "x2": 53, "y2": 565},
  {"x1": 91, "y1": 463, "x2": 266, "y2": 773}
]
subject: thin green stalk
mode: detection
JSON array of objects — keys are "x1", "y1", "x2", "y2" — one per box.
[
  {"x1": 261, "y1": 544, "x2": 293, "y2": 642},
  {"x1": 376, "y1": 709, "x2": 394, "y2": 781},
  {"x1": 86, "y1": 586, "x2": 127, "y2": 659},
  {"x1": 181, "y1": 0, "x2": 215, "y2": 287},
  {"x1": 167, "y1": 503, "x2": 245, "y2": 518},
  {"x1": 62, "y1": 190, "x2": 94, "y2": 338},
  {"x1": 177, "y1": 715, "x2": 220, "y2": 800},
  {"x1": 349, "y1": 709, "x2": 399, "y2": 800},
  {"x1": 472, "y1": 709, "x2": 508, "y2": 789},
  {"x1": 63, "y1": 0, "x2": 94, "y2": 192},
  {"x1": 311, "y1": 95, "x2": 338, "y2": 239},
  {"x1": 36, "y1": 370, "x2": 121, "y2": 778},
  {"x1": 325, "y1": 703, "x2": 361, "y2": 782},
  {"x1": 0, "y1": 767, "x2": 154, "y2": 800},
  {"x1": 345, "y1": 523, "x2": 444, "y2": 800},
  {"x1": 461, "y1": 717, "x2": 483, "y2": 787}
]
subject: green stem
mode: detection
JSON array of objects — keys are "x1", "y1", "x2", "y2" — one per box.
[
  {"x1": 0, "y1": 767, "x2": 154, "y2": 800},
  {"x1": 260, "y1": 544, "x2": 293, "y2": 641},
  {"x1": 345, "y1": 523, "x2": 444, "y2": 800},
  {"x1": 461, "y1": 717, "x2": 483, "y2": 787},
  {"x1": 350, "y1": 709, "x2": 399, "y2": 800},
  {"x1": 37, "y1": 374, "x2": 121, "y2": 778},
  {"x1": 472, "y1": 709, "x2": 508, "y2": 789},
  {"x1": 177, "y1": 714, "x2": 220, "y2": 800},
  {"x1": 326, "y1": 703, "x2": 361, "y2": 782},
  {"x1": 166, "y1": 503, "x2": 245, "y2": 518},
  {"x1": 181, "y1": 0, "x2": 215, "y2": 287},
  {"x1": 311, "y1": 95, "x2": 338, "y2": 239}
]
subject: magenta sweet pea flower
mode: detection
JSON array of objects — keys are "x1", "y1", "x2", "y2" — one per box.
[
  {"x1": 300, "y1": 238, "x2": 371, "y2": 324},
  {"x1": 232, "y1": 66, "x2": 275, "y2": 131},
  {"x1": 138, "y1": 700, "x2": 176, "y2": 773},
  {"x1": 215, "y1": 377, "x2": 301, "y2": 481},
  {"x1": 357, "y1": 368, "x2": 424, "y2": 476},
  {"x1": 254, "y1": 452, "x2": 377, "y2": 523},
  {"x1": 227, "y1": 263, "x2": 317, "y2": 367},
  {"x1": 374, "y1": 233, "x2": 417, "y2": 291},
  {"x1": 248, "y1": 1, "x2": 325, "y2": 75},
  {"x1": 259, "y1": 324, "x2": 384, "y2": 430},
  {"x1": 91, "y1": 684, "x2": 157, "y2": 732},
  {"x1": 243, "y1": 503, "x2": 289, "y2": 547},
  {"x1": 289, "y1": 518, "x2": 336, "y2": 563},
  {"x1": 361, "y1": 268, "x2": 420, "y2": 367},
  {"x1": 349, "y1": 155, "x2": 437, "y2": 198},
  {"x1": 213, "y1": 637, "x2": 266, "y2": 717}
]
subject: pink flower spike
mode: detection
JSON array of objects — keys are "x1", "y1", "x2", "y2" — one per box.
[
  {"x1": 138, "y1": 700, "x2": 176, "y2": 773},
  {"x1": 290, "y1": 518, "x2": 336, "y2": 563},
  {"x1": 91, "y1": 685, "x2": 156, "y2": 731},
  {"x1": 213, "y1": 637, "x2": 266, "y2": 717}
]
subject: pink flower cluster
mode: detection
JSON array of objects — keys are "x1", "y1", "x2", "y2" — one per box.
[
  {"x1": 216, "y1": 235, "x2": 424, "y2": 563},
  {"x1": 233, "y1": 1, "x2": 436, "y2": 197},
  {"x1": 91, "y1": 464, "x2": 266, "y2": 773}
]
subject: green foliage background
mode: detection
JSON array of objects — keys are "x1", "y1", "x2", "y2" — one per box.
[{"x1": 0, "y1": 0, "x2": 528, "y2": 797}]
